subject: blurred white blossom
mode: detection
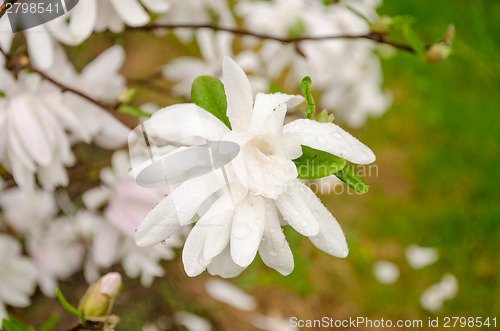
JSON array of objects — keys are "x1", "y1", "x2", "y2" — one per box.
[
  {"x1": 0, "y1": 234, "x2": 37, "y2": 320},
  {"x1": 0, "y1": 57, "x2": 74, "y2": 190},
  {"x1": 83, "y1": 151, "x2": 180, "y2": 286},
  {"x1": 205, "y1": 279, "x2": 257, "y2": 311},
  {"x1": 175, "y1": 311, "x2": 212, "y2": 331},
  {"x1": 420, "y1": 274, "x2": 458, "y2": 313},
  {"x1": 373, "y1": 260, "x2": 400, "y2": 284},
  {"x1": 405, "y1": 244, "x2": 440, "y2": 269}
]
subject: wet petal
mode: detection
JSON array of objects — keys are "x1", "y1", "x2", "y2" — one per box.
[
  {"x1": 223, "y1": 57, "x2": 253, "y2": 132},
  {"x1": 110, "y1": 0, "x2": 150, "y2": 26},
  {"x1": 135, "y1": 172, "x2": 227, "y2": 246},
  {"x1": 284, "y1": 119, "x2": 376, "y2": 164},
  {"x1": 293, "y1": 181, "x2": 348, "y2": 257},
  {"x1": 145, "y1": 103, "x2": 230, "y2": 145},
  {"x1": 274, "y1": 181, "x2": 319, "y2": 236},
  {"x1": 250, "y1": 93, "x2": 303, "y2": 134},
  {"x1": 258, "y1": 201, "x2": 294, "y2": 275},
  {"x1": 230, "y1": 195, "x2": 265, "y2": 267},
  {"x1": 207, "y1": 245, "x2": 246, "y2": 278}
]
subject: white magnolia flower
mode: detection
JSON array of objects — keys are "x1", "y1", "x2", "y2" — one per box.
[
  {"x1": 48, "y1": 45, "x2": 130, "y2": 149},
  {"x1": 135, "y1": 57, "x2": 375, "y2": 277},
  {"x1": 83, "y1": 151, "x2": 179, "y2": 286},
  {"x1": 157, "y1": 0, "x2": 233, "y2": 42},
  {"x1": 420, "y1": 274, "x2": 458, "y2": 313},
  {"x1": 236, "y1": 0, "x2": 391, "y2": 127},
  {"x1": 0, "y1": 0, "x2": 168, "y2": 68},
  {"x1": 372, "y1": 260, "x2": 400, "y2": 284},
  {"x1": 0, "y1": 187, "x2": 57, "y2": 234},
  {"x1": 27, "y1": 218, "x2": 85, "y2": 297},
  {"x1": 405, "y1": 244, "x2": 440, "y2": 269},
  {"x1": 0, "y1": 57, "x2": 75, "y2": 190},
  {"x1": 0, "y1": 234, "x2": 37, "y2": 320}
]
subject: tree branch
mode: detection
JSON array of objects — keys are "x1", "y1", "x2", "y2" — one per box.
[
  {"x1": 0, "y1": 0, "x2": 18, "y2": 20},
  {"x1": 130, "y1": 23, "x2": 415, "y2": 53}
]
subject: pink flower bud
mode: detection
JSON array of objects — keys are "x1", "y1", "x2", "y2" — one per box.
[
  {"x1": 79, "y1": 272, "x2": 122, "y2": 318},
  {"x1": 100, "y1": 272, "x2": 122, "y2": 295}
]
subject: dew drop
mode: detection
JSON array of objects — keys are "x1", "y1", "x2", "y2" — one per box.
[
  {"x1": 161, "y1": 240, "x2": 166, "y2": 245},
  {"x1": 316, "y1": 135, "x2": 327, "y2": 144},
  {"x1": 303, "y1": 128, "x2": 314, "y2": 135},
  {"x1": 233, "y1": 223, "x2": 251, "y2": 239},
  {"x1": 270, "y1": 250, "x2": 277, "y2": 256}
]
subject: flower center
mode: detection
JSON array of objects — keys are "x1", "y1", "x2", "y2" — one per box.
[{"x1": 249, "y1": 136, "x2": 272, "y2": 155}]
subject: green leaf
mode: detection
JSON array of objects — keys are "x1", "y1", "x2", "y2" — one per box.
[
  {"x1": 118, "y1": 105, "x2": 152, "y2": 118},
  {"x1": 335, "y1": 166, "x2": 369, "y2": 194},
  {"x1": 402, "y1": 24, "x2": 425, "y2": 55},
  {"x1": 293, "y1": 146, "x2": 346, "y2": 180},
  {"x1": 0, "y1": 91, "x2": 5, "y2": 98},
  {"x1": 316, "y1": 109, "x2": 335, "y2": 123},
  {"x1": 1, "y1": 316, "x2": 30, "y2": 331},
  {"x1": 120, "y1": 88, "x2": 136, "y2": 104},
  {"x1": 287, "y1": 19, "x2": 305, "y2": 38},
  {"x1": 191, "y1": 75, "x2": 231, "y2": 129},
  {"x1": 56, "y1": 289, "x2": 84, "y2": 320},
  {"x1": 39, "y1": 314, "x2": 59, "y2": 331},
  {"x1": 300, "y1": 76, "x2": 315, "y2": 120},
  {"x1": 269, "y1": 82, "x2": 285, "y2": 94}
]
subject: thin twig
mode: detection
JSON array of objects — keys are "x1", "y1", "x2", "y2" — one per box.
[
  {"x1": 130, "y1": 23, "x2": 415, "y2": 53},
  {"x1": 0, "y1": 0, "x2": 18, "y2": 20}
]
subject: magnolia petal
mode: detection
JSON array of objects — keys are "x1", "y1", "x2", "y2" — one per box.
[
  {"x1": 141, "y1": 0, "x2": 170, "y2": 12},
  {"x1": 207, "y1": 245, "x2": 246, "y2": 278},
  {"x1": 230, "y1": 195, "x2": 265, "y2": 267},
  {"x1": 25, "y1": 26, "x2": 54, "y2": 69},
  {"x1": 145, "y1": 104, "x2": 230, "y2": 145},
  {"x1": 274, "y1": 181, "x2": 319, "y2": 236},
  {"x1": 258, "y1": 201, "x2": 294, "y2": 275},
  {"x1": 82, "y1": 186, "x2": 112, "y2": 210},
  {"x1": 205, "y1": 279, "x2": 257, "y2": 311},
  {"x1": 223, "y1": 57, "x2": 253, "y2": 132},
  {"x1": 202, "y1": 192, "x2": 238, "y2": 262},
  {"x1": 135, "y1": 172, "x2": 226, "y2": 246},
  {"x1": 10, "y1": 98, "x2": 51, "y2": 166},
  {"x1": 182, "y1": 221, "x2": 209, "y2": 277},
  {"x1": 250, "y1": 93, "x2": 304, "y2": 134},
  {"x1": 0, "y1": 16, "x2": 14, "y2": 52},
  {"x1": 81, "y1": 45, "x2": 125, "y2": 84},
  {"x1": 110, "y1": 0, "x2": 150, "y2": 27},
  {"x1": 284, "y1": 119, "x2": 376, "y2": 164},
  {"x1": 92, "y1": 223, "x2": 120, "y2": 267},
  {"x1": 294, "y1": 181, "x2": 349, "y2": 257},
  {"x1": 68, "y1": 0, "x2": 96, "y2": 44}
]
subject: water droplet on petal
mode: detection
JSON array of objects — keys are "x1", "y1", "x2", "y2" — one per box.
[
  {"x1": 303, "y1": 128, "x2": 314, "y2": 135},
  {"x1": 233, "y1": 223, "x2": 251, "y2": 239},
  {"x1": 316, "y1": 135, "x2": 327, "y2": 144},
  {"x1": 161, "y1": 240, "x2": 166, "y2": 245}
]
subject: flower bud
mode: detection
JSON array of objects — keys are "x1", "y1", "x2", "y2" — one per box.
[
  {"x1": 79, "y1": 272, "x2": 122, "y2": 318},
  {"x1": 425, "y1": 43, "x2": 452, "y2": 64},
  {"x1": 371, "y1": 16, "x2": 393, "y2": 36}
]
